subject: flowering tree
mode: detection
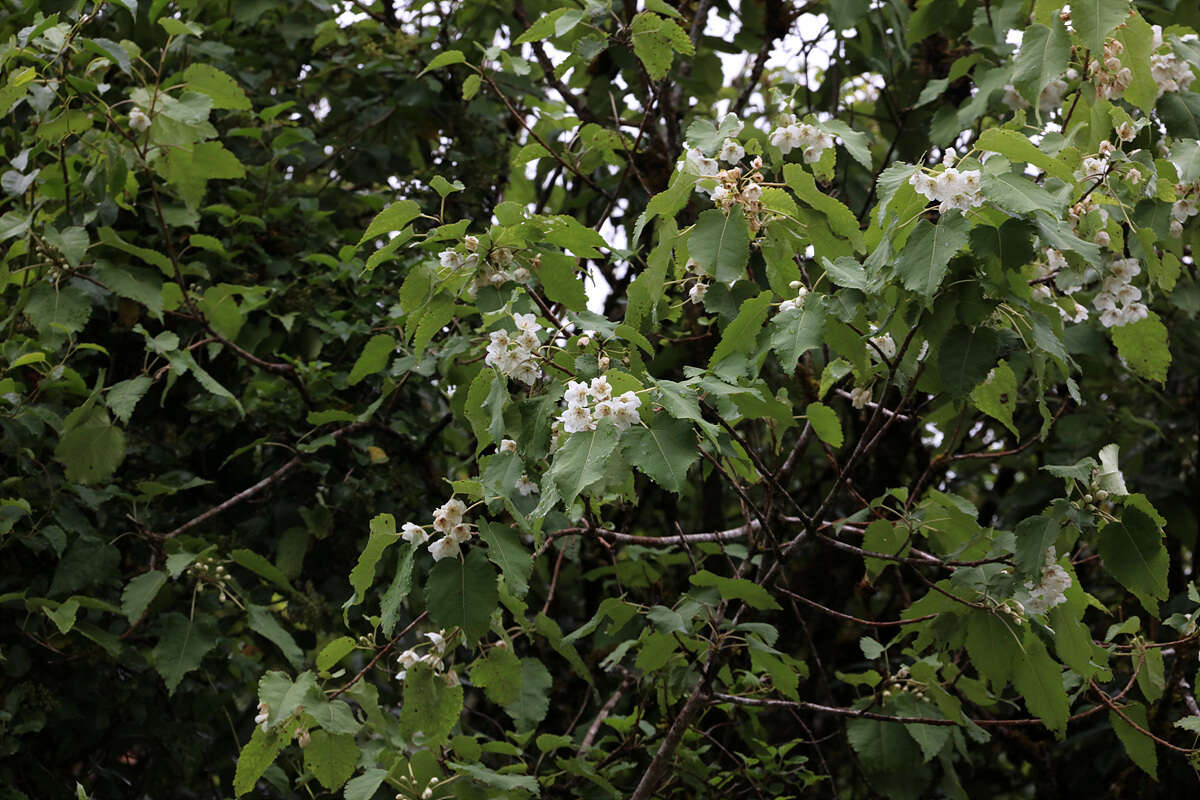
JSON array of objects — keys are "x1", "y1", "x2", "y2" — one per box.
[{"x1": 2, "y1": 0, "x2": 1199, "y2": 798}]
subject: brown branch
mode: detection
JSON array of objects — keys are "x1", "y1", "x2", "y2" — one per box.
[
  {"x1": 581, "y1": 673, "x2": 636, "y2": 749},
  {"x1": 531, "y1": 521, "x2": 759, "y2": 560},
  {"x1": 1090, "y1": 679, "x2": 1199, "y2": 754},
  {"x1": 328, "y1": 611, "x2": 429, "y2": 700},
  {"x1": 777, "y1": 586, "x2": 939, "y2": 628}
]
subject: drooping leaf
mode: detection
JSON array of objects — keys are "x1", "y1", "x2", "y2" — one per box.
[
  {"x1": 426, "y1": 547, "x2": 499, "y2": 643},
  {"x1": 397, "y1": 663, "x2": 463, "y2": 747},
  {"x1": 302, "y1": 730, "x2": 358, "y2": 791},
  {"x1": 152, "y1": 611, "x2": 219, "y2": 695},
  {"x1": 894, "y1": 213, "x2": 970, "y2": 299},
  {"x1": 688, "y1": 207, "x2": 750, "y2": 283},
  {"x1": 622, "y1": 414, "x2": 698, "y2": 493},
  {"x1": 1098, "y1": 506, "x2": 1168, "y2": 614}
]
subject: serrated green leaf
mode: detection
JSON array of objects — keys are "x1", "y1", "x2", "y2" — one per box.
[
  {"x1": 690, "y1": 570, "x2": 781, "y2": 610},
  {"x1": 1073, "y1": 0, "x2": 1131, "y2": 56},
  {"x1": 767, "y1": 301, "x2": 825, "y2": 369},
  {"x1": 976, "y1": 128, "x2": 1075, "y2": 182},
  {"x1": 938, "y1": 325, "x2": 999, "y2": 400},
  {"x1": 153, "y1": 612, "x2": 218, "y2": 695},
  {"x1": 710, "y1": 290, "x2": 772, "y2": 367},
  {"x1": 479, "y1": 521, "x2": 532, "y2": 598},
  {"x1": 426, "y1": 547, "x2": 499, "y2": 643},
  {"x1": 316, "y1": 636, "x2": 356, "y2": 671},
  {"x1": 622, "y1": 414, "x2": 698, "y2": 493},
  {"x1": 863, "y1": 519, "x2": 909, "y2": 580},
  {"x1": 55, "y1": 407, "x2": 125, "y2": 485},
  {"x1": 232, "y1": 549, "x2": 294, "y2": 593},
  {"x1": 805, "y1": 401, "x2": 843, "y2": 448},
  {"x1": 1012, "y1": 23, "x2": 1070, "y2": 108},
  {"x1": 784, "y1": 165, "x2": 861, "y2": 242},
  {"x1": 689, "y1": 207, "x2": 750, "y2": 283},
  {"x1": 347, "y1": 333, "x2": 395, "y2": 386},
  {"x1": 505, "y1": 657, "x2": 552, "y2": 732},
  {"x1": 380, "y1": 543, "x2": 416, "y2": 636},
  {"x1": 1098, "y1": 506, "x2": 1168, "y2": 614},
  {"x1": 1011, "y1": 629, "x2": 1070, "y2": 736},
  {"x1": 106, "y1": 376, "x2": 152, "y2": 425},
  {"x1": 359, "y1": 199, "x2": 421, "y2": 244},
  {"x1": 344, "y1": 769, "x2": 388, "y2": 800},
  {"x1": 629, "y1": 12, "x2": 694, "y2": 80},
  {"x1": 971, "y1": 359, "x2": 1018, "y2": 437},
  {"x1": 233, "y1": 724, "x2": 290, "y2": 797},
  {"x1": 895, "y1": 213, "x2": 970, "y2": 298},
  {"x1": 1110, "y1": 702, "x2": 1157, "y2": 778},
  {"x1": 550, "y1": 422, "x2": 620, "y2": 507},
  {"x1": 1111, "y1": 313, "x2": 1170, "y2": 383},
  {"x1": 397, "y1": 662, "x2": 463, "y2": 747},
  {"x1": 349, "y1": 514, "x2": 398, "y2": 603},
  {"x1": 419, "y1": 49, "x2": 467, "y2": 75},
  {"x1": 302, "y1": 730, "x2": 358, "y2": 790},
  {"x1": 247, "y1": 604, "x2": 304, "y2": 669},
  {"x1": 534, "y1": 252, "x2": 587, "y2": 310},
  {"x1": 470, "y1": 645, "x2": 523, "y2": 705},
  {"x1": 452, "y1": 761, "x2": 540, "y2": 795},
  {"x1": 121, "y1": 570, "x2": 167, "y2": 622},
  {"x1": 182, "y1": 63, "x2": 251, "y2": 110}
]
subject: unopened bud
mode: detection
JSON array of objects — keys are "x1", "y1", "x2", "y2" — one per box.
[
  {"x1": 577, "y1": 335, "x2": 590, "y2": 348},
  {"x1": 296, "y1": 728, "x2": 311, "y2": 748},
  {"x1": 598, "y1": 355, "x2": 610, "y2": 370}
]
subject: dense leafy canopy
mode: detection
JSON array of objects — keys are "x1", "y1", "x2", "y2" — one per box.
[{"x1": 2, "y1": 0, "x2": 1199, "y2": 798}]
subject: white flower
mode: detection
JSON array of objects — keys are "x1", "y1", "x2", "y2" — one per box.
[
  {"x1": 426, "y1": 631, "x2": 447, "y2": 654},
  {"x1": 396, "y1": 649, "x2": 421, "y2": 669},
  {"x1": 741, "y1": 181, "x2": 763, "y2": 202},
  {"x1": 869, "y1": 333, "x2": 896, "y2": 361},
  {"x1": 1080, "y1": 157, "x2": 1106, "y2": 178},
  {"x1": 489, "y1": 330, "x2": 511, "y2": 348},
  {"x1": 1098, "y1": 140, "x2": 1116, "y2": 157},
  {"x1": 515, "y1": 474, "x2": 539, "y2": 496},
  {"x1": 589, "y1": 376, "x2": 613, "y2": 402},
  {"x1": 512, "y1": 312, "x2": 540, "y2": 335},
  {"x1": 129, "y1": 107, "x2": 152, "y2": 132},
  {"x1": 592, "y1": 399, "x2": 615, "y2": 419},
  {"x1": 1170, "y1": 219, "x2": 1184, "y2": 237},
  {"x1": 1126, "y1": 168, "x2": 1142, "y2": 185},
  {"x1": 1032, "y1": 284, "x2": 1052, "y2": 302},
  {"x1": 1099, "y1": 307, "x2": 1123, "y2": 328},
  {"x1": 1046, "y1": 248, "x2": 1067, "y2": 272},
  {"x1": 254, "y1": 702, "x2": 270, "y2": 732},
  {"x1": 1109, "y1": 258, "x2": 1141, "y2": 283},
  {"x1": 1023, "y1": 548, "x2": 1072, "y2": 616},
  {"x1": 512, "y1": 360, "x2": 541, "y2": 386},
  {"x1": 496, "y1": 349, "x2": 524, "y2": 375},
  {"x1": 464, "y1": 235, "x2": 479, "y2": 251},
  {"x1": 447, "y1": 523, "x2": 473, "y2": 544},
  {"x1": 1122, "y1": 302, "x2": 1148, "y2": 323},
  {"x1": 401, "y1": 522, "x2": 429, "y2": 545},
  {"x1": 1094, "y1": 230, "x2": 1110, "y2": 247},
  {"x1": 1116, "y1": 121, "x2": 1137, "y2": 142},
  {"x1": 1060, "y1": 299, "x2": 1089, "y2": 324},
  {"x1": 849, "y1": 386, "x2": 872, "y2": 409},
  {"x1": 428, "y1": 536, "x2": 461, "y2": 561},
  {"x1": 564, "y1": 380, "x2": 590, "y2": 407},
  {"x1": 718, "y1": 138, "x2": 744, "y2": 164},
  {"x1": 516, "y1": 330, "x2": 539, "y2": 351},
  {"x1": 498, "y1": 439, "x2": 517, "y2": 454},
  {"x1": 559, "y1": 404, "x2": 593, "y2": 433},
  {"x1": 512, "y1": 267, "x2": 530, "y2": 282},
  {"x1": 769, "y1": 124, "x2": 805, "y2": 154},
  {"x1": 688, "y1": 282, "x2": 708, "y2": 304},
  {"x1": 1093, "y1": 291, "x2": 1118, "y2": 311},
  {"x1": 439, "y1": 250, "x2": 464, "y2": 270},
  {"x1": 432, "y1": 498, "x2": 466, "y2": 532},
  {"x1": 685, "y1": 147, "x2": 719, "y2": 177}
]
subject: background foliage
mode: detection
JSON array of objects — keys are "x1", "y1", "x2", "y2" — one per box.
[{"x1": 1, "y1": 0, "x2": 1199, "y2": 798}]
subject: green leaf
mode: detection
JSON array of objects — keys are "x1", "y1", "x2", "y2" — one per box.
[
  {"x1": 121, "y1": 570, "x2": 167, "y2": 622},
  {"x1": 380, "y1": 543, "x2": 416, "y2": 636},
  {"x1": 159, "y1": 17, "x2": 204, "y2": 37},
  {"x1": 106, "y1": 376, "x2": 153, "y2": 424},
  {"x1": 419, "y1": 49, "x2": 467, "y2": 75},
  {"x1": 426, "y1": 547, "x2": 499, "y2": 643},
  {"x1": 54, "y1": 407, "x2": 125, "y2": 485},
  {"x1": 347, "y1": 333, "x2": 395, "y2": 386},
  {"x1": 629, "y1": 12, "x2": 694, "y2": 80},
  {"x1": 1110, "y1": 702, "x2": 1157, "y2": 778},
  {"x1": 45, "y1": 598, "x2": 80, "y2": 633},
  {"x1": 805, "y1": 402, "x2": 843, "y2": 448},
  {"x1": 232, "y1": 549, "x2": 294, "y2": 593},
  {"x1": 1072, "y1": 0, "x2": 1131, "y2": 56},
  {"x1": 397, "y1": 662, "x2": 464, "y2": 747},
  {"x1": 25, "y1": 283, "x2": 92, "y2": 338},
  {"x1": 965, "y1": 610, "x2": 1018, "y2": 692},
  {"x1": 621, "y1": 414, "x2": 698, "y2": 493},
  {"x1": 534, "y1": 252, "x2": 587, "y2": 310},
  {"x1": 1116, "y1": 12, "x2": 1156, "y2": 113},
  {"x1": 690, "y1": 570, "x2": 781, "y2": 610},
  {"x1": 1157, "y1": 91, "x2": 1200, "y2": 138},
  {"x1": 549, "y1": 423, "x2": 620, "y2": 508},
  {"x1": 1048, "y1": 604, "x2": 1105, "y2": 680},
  {"x1": 1013, "y1": 516, "x2": 1060, "y2": 577},
  {"x1": 1098, "y1": 506, "x2": 1168, "y2": 614},
  {"x1": 981, "y1": 171, "x2": 1066, "y2": 216},
  {"x1": 895, "y1": 213, "x2": 970, "y2": 298},
  {"x1": 1012, "y1": 23, "x2": 1070, "y2": 108},
  {"x1": 451, "y1": 762, "x2": 540, "y2": 796},
  {"x1": 1011, "y1": 629, "x2": 1070, "y2": 736},
  {"x1": 863, "y1": 519, "x2": 909, "y2": 580},
  {"x1": 505, "y1": 657, "x2": 552, "y2": 732},
  {"x1": 976, "y1": 128, "x2": 1075, "y2": 182},
  {"x1": 710, "y1": 290, "x2": 772, "y2": 367},
  {"x1": 182, "y1": 63, "x2": 251, "y2": 110},
  {"x1": 161, "y1": 141, "x2": 246, "y2": 208},
  {"x1": 970, "y1": 359, "x2": 1018, "y2": 437},
  {"x1": 359, "y1": 199, "x2": 421, "y2": 244},
  {"x1": 302, "y1": 730, "x2": 358, "y2": 790},
  {"x1": 817, "y1": 119, "x2": 872, "y2": 171},
  {"x1": 784, "y1": 165, "x2": 861, "y2": 242},
  {"x1": 349, "y1": 514, "x2": 399, "y2": 603},
  {"x1": 689, "y1": 207, "x2": 750, "y2": 283},
  {"x1": 767, "y1": 301, "x2": 825, "y2": 368},
  {"x1": 411, "y1": 294, "x2": 456, "y2": 353},
  {"x1": 344, "y1": 769, "x2": 388, "y2": 800},
  {"x1": 316, "y1": 636, "x2": 357, "y2": 671},
  {"x1": 233, "y1": 724, "x2": 290, "y2": 797},
  {"x1": 168, "y1": 351, "x2": 244, "y2": 415},
  {"x1": 533, "y1": 612, "x2": 592, "y2": 683},
  {"x1": 247, "y1": 605, "x2": 304, "y2": 669},
  {"x1": 152, "y1": 611, "x2": 218, "y2": 695},
  {"x1": 938, "y1": 325, "x2": 998, "y2": 400},
  {"x1": 429, "y1": 175, "x2": 464, "y2": 196},
  {"x1": 470, "y1": 645, "x2": 523, "y2": 705},
  {"x1": 1111, "y1": 313, "x2": 1170, "y2": 383},
  {"x1": 479, "y1": 521, "x2": 532, "y2": 598},
  {"x1": 846, "y1": 715, "x2": 927, "y2": 799}
]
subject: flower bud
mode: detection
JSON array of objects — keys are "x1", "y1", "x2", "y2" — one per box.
[
  {"x1": 577, "y1": 335, "x2": 590, "y2": 348},
  {"x1": 1094, "y1": 230, "x2": 1110, "y2": 247},
  {"x1": 598, "y1": 355, "x2": 610, "y2": 370}
]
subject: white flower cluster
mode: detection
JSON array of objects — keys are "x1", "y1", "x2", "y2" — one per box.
[
  {"x1": 129, "y1": 106, "x2": 152, "y2": 132},
  {"x1": 557, "y1": 375, "x2": 641, "y2": 434},
  {"x1": 1022, "y1": 547, "x2": 1072, "y2": 616},
  {"x1": 440, "y1": 238, "x2": 532, "y2": 288},
  {"x1": 849, "y1": 386, "x2": 872, "y2": 409},
  {"x1": 1031, "y1": 248, "x2": 1088, "y2": 323},
  {"x1": 1093, "y1": 258, "x2": 1148, "y2": 328},
  {"x1": 909, "y1": 157, "x2": 984, "y2": 214},
  {"x1": 254, "y1": 702, "x2": 270, "y2": 732},
  {"x1": 484, "y1": 313, "x2": 543, "y2": 385},
  {"x1": 395, "y1": 631, "x2": 452, "y2": 681},
  {"x1": 768, "y1": 114, "x2": 834, "y2": 163},
  {"x1": 869, "y1": 332, "x2": 896, "y2": 362},
  {"x1": 401, "y1": 496, "x2": 476, "y2": 561},
  {"x1": 1149, "y1": 26, "x2": 1194, "y2": 96},
  {"x1": 778, "y1": 280, "x2": 808, "y2": 313},
  {"x1": 1171, "y1": 183, "x2": 1198, "y2": 237}
]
